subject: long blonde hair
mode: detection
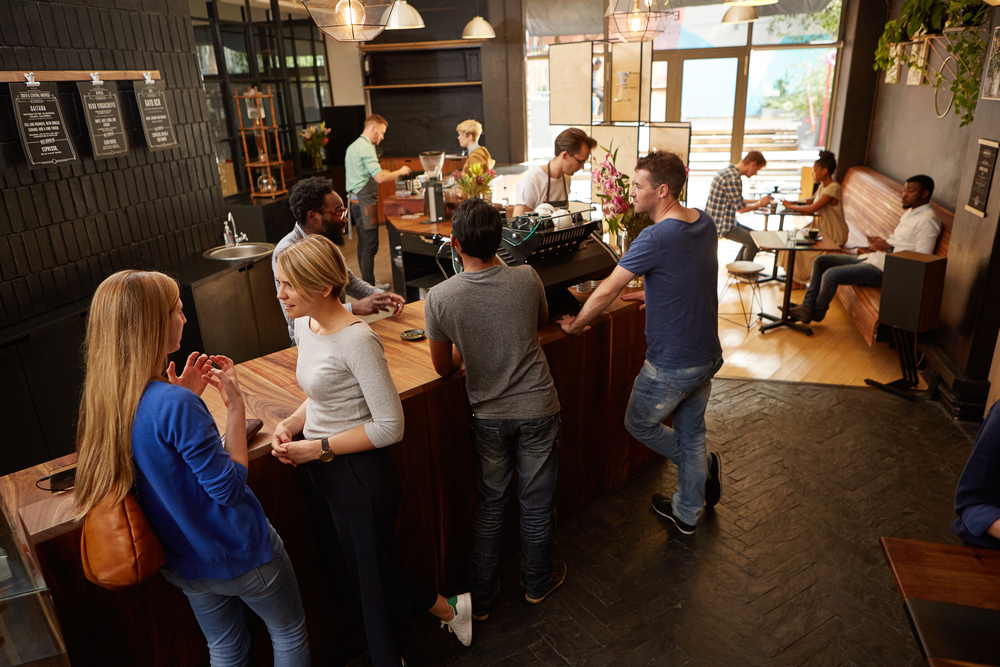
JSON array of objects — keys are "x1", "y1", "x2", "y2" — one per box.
[
  {"x1": 277, "y1": 234, "x2": 349, "y2": 299},
  {"x1": 74, "y1": 270, "x2": 179, "y2": 515}
]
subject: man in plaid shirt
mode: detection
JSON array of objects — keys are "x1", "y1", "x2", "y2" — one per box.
[{"x1": 705, "y1": 151, "x2": 773, "y2": 262}]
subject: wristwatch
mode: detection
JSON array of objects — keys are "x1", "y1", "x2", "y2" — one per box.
[{"x1": 319, "y1": 437, "x2": 335, "y2": 463}]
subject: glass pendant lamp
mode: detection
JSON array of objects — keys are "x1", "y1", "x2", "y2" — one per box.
[{"x1": 302, "y1": 0, "x2": 395, "y2": 42}]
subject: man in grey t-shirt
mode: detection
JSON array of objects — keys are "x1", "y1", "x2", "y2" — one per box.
[{"x1": 424, "y1": 198, "x2": 565, "y2": 621}]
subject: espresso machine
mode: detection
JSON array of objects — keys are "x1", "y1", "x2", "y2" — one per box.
[{"x1": 420, "y1": 151, "x2": 446, "y2": 222}]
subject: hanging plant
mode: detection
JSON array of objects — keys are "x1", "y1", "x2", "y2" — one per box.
[{"x1": 873, "y1": 0, "x2": 989, "y2": 127}]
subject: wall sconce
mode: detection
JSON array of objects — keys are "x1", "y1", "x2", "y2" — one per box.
[
  {"x1": 605, "y1": 0, "x2": 678, "y2": 43},
  {"x1": 302, "y1": 0, "x2": 395, "y2": 42},
  {"x1": 385, "y1": 0, "x2": 425, "y2": 30},
  {"x1": 462, "y1": 16, "x2": 496, "y2": 39},
  {"x1": 721, "y1": 6, "x2": 759, "y2": 23}
]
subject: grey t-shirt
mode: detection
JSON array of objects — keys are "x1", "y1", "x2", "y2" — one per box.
[
  {"x1": 424, "y1": 265, "x2": 560, "y2": 419},
  {"x1": 294, "y1": 318, "x2": 403, "y2": 448}
]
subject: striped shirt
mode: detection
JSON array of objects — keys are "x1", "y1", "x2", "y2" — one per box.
[{"x1": 704, "y1": 165, "x2": 746, "y2": 235}]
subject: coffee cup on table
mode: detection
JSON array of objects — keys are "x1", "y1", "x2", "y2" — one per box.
[{"x1": 806, "y1": 229, "x2": 820, "y2": 240}]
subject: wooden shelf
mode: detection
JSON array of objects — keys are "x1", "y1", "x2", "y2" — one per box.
[
  {"x1": 247, "y1": 161, "x2": 283, "y2": 168},
  {"x1": 364, "y1": 81, "x2": 482, "y2": 90},
  {"x1": 0, "y1": 70, "x2": 160, "y2": 83},
  {"x1": 360, "y1": 39, "x2": 486, "y2": 52}
]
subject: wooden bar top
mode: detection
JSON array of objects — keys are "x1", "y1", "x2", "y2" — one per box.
[
  {"x1": 880, "y1": 537, "x2": 1000, "y2": 611},
  {"x1": 5, "y1": 291, "x2": 640, "y2": 546}
]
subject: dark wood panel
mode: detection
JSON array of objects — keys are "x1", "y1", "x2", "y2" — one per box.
[
  {"x1": 370, "y1": 87, "x2": 484, "y2": 159},
  {"x1": 0, "y1": 344, "x2": 48, "y2": 476}
]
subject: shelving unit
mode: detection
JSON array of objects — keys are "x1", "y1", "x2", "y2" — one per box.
[{"x1": 234, "y1": 86, "x2": 287, "y2": 199}]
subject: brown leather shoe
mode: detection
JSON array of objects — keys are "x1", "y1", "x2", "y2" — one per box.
[{"x1": 788, "y1": 305, "x2": 814, "y2": 323}]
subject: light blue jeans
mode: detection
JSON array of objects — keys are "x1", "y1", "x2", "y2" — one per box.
[
  {"x1": 468, "y1": 414, "x2": 560, "y2": 614},
  {"x1": 161, "y1": 523, "x2": 310, "y2": 667},
  {"x1": 624, "y1": 356, "x2": 724, "y2": 526}
]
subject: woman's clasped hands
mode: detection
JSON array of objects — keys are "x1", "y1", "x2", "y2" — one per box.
[{"x1": 271, "y1": 416, "x2": 318, "y2": 468}]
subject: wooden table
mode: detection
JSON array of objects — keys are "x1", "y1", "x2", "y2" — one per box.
[
  {"x1": 750, "y1": 230, "x2": 842, "y2": 336},
  {"x1": 880, "y1": 537, "x2": 1000, "y2": 666},
  {"x1": 1, "y1": 294, "x2": 654, "y2": 667},
  {"x1": 752, "y1": 207, "x2": 813, "y2": 283}
]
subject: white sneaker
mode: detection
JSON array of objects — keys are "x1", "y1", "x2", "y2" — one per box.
[{"x1": 441, "y1": 592, "x2": 472, "y2": 647}]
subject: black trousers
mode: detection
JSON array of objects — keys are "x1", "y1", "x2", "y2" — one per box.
[{"x1": 306, "y1": 448, "x2": 436, "y2": 666}]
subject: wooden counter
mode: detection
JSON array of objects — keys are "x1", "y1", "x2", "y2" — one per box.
[{"x1": 1, "y1": 293, "x2": 652, "y2": 666}]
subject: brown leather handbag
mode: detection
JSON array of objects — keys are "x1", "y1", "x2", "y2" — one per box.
[{"x1": 80, "y1": 490, "x2": 165, "y2": 590}]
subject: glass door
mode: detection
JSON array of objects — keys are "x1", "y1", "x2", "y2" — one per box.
[{"x1": 657, "y1": 49, "x2": 748, "y2": 208}]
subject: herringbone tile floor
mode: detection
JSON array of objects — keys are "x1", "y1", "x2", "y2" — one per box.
[{"x1": 397, "y1": 379, "x2": 977, "y2": 667}]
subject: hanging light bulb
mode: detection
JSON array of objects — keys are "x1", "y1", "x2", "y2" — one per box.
[{"x1": 337, "y1": 0, "x2": 365, "y2": 25}]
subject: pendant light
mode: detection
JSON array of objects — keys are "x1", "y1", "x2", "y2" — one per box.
[
  {"x1": 606, "y1": 0, "x2": 674, "y2": 43},
  {"x1": 302, "y1": 0, "x2": 395, "y2": 42},
  {"x1": 721, "y1": 6, "x2": 759, "y2": 23},
  {"x1": 462, "y1": 16, "x2": 496, "y2": 39},
  {"x1": 385, "y1": 0, "x2": 425, "y2": 30}
]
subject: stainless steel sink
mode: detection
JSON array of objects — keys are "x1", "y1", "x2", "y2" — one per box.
[{"x1": 202, "y1": 243, "x2": 275, "y2": 261}]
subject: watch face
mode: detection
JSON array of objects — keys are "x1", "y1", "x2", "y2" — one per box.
[{"x1": 320, "y1": 450, "x2": 335, "y2": 462}]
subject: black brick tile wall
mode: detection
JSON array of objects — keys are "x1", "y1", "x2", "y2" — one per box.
[{"x1": 0, "y1": 0, "x2": 223, "y2": 329}]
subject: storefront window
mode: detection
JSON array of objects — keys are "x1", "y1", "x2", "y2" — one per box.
[
  {"x1": 653, "y1": 6, "x2": 748, "y2": 50},
  {"x1": 752, "y1": 0, "x2": 842, "y2": 46}
]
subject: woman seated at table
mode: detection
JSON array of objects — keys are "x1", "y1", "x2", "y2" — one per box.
[
  {"x1": 271, "y1": 235, "x2": 472, "y2": 665},
  {"x1": 779, "y1": 150, "x2": 850, "y2": 285},
  {"x1": 74, "y1": 270, "x2": 310, "y2": 666},
  {"x1": 457, "y1": 119, "x2": 495, "y2": 170}
]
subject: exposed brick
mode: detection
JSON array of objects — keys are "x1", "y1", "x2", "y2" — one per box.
[
  {"x1": 13, "y1": 277, "x2": 32, "y2": 318},
  {"x1": 80, "y1": 175, "x2": 98, "y2": 216},
  {"x1": 61, "y1": 222, "x2": 80, "y2": 262},
  {"x1": 0, "y1": 281, "x2": 20, "y2": 323},
  {"x1": 2, "y1": 189, "x2": 24, "y2": 234},
  {"x1": 0, "y1": 3, "x2": 19, "y2": 49},
  {"x1": 17, "y1": 187, "x2": 38, "y2": 230},
  {"x1": 52, "y1": 265, "x2": 70, "y2": 297},
  {"x1": 0, "y1": 238, "x2": 16, "y2": 281},
  {"x1": 38, "y1": 270, "x2": 56, "y2": 306},
  {"x1": 33, "y1": 228, "x2": 56, "y2": 269},
  {"x1": 49, "y1": 225, "x2": 68, "y2": 267},
  {"x1": 89, "y1": 7, "x2": 108, "y2": 50},
  {"x1": 30, "y1": 185, "x2": 52, "y2": 227},
  {"x1": 72, "y1": 219, "x2": 91, "y2": 257},
  {"x1": 21, "y1": 231, "x2": 43, "y2": 273},
  {"x1": 22, "y1": 1, "x2": 45, "y2": 48},
  {"x1": 42, "y1": 182, "x2": 65, "y2": 225},
  {"x1": 50, "y1": 3, "x2": 72, "y2": 49},
  {"x1": 92, "y1": 172, "x2": 108, "y2": 212}
]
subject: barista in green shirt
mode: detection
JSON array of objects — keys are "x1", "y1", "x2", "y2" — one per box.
[{"x1": 345, "y1": 114, "x2": 411, "y2": 287}]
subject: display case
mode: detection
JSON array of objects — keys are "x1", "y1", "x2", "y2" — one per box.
[
  {"x1": 234, "y1": 86, "x2": 288, "y2": 199},
  {"x1": 0, "y1": 507, "x2": 67, "y2": 666}
]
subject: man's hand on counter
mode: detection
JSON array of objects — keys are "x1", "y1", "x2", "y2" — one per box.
[
  {"x1": 353, "y1": 292, "x2": 405, "y2": 316},
  {"x1": 621, "y1": 291, "x2": 646, "y2": 311},
  {"x1": 557, "y1": 314, "x2": 591, "y2": 336}
]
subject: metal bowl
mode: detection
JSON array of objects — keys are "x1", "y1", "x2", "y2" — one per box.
[{"x1": 202, "y1": 243, "x2": 275, "y2": 261}]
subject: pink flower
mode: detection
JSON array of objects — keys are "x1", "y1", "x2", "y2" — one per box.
[
  {"x1": 303, "y1": 130, "x2": 312, "y2": 140},
  {"x1": 322, "y1": 137, "x2": 329, "y2": 145}
]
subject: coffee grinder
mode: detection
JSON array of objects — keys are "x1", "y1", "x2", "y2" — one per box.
[{"x1": 420, "y1": 151, "x2": 446, "y2": 222}]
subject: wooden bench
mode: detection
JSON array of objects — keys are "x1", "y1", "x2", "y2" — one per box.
[{"x1": 838, "y1": 166, "x2": 954, "y2": 346}]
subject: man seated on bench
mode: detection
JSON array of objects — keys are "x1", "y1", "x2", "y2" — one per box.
[{"x1": 788, "y1": 174, "x2": 940, "y2": 324}]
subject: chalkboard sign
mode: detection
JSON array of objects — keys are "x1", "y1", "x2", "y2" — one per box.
[
  {"x1": 965, "y1": 138, "x2": 998, "y2": 219},
  {"x1": 132, "y1": 80, "x2": 179, "y2": 151},
  {"x1": 77, "y1": 82, "x2": 129, "y2": 159},
  {"x1": 9, "y1": 82, "x2": 79, "y2": 169}
]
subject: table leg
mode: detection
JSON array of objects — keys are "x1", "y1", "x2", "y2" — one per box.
[{"x1": 758, "y1": 246, "x2": 813, "y2": 335}]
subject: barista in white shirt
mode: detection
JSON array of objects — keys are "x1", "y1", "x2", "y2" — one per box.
[
  {"x1": 513, "y1": 128, "x2": 597, "y2": 216},
  {"x1": 788, "y1": 175, "x2": 941, "y2": 324}
]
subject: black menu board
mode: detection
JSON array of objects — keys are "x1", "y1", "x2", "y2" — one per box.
[
  {"x1": 10, "y1": 82, "x2": 79, "y2": 169},
  {"x1": 132, "y1": 80, "x2": 179, "y2": 151},
  {"x1": 77, "y1": 82, "x2": 129, "y2": 159},
  {"x1": 965, "y1": 139, "x2": 998, "y2": 218}
]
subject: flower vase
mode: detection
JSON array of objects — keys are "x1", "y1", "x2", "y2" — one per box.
[
  {"x1": 312, "y1": 153, "x2": 323, "y2": 171},
  {"x1": 616, "y1": 232, "x2": 643, "y2": 289}
]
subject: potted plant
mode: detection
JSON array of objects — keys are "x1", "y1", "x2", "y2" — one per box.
[{"x1": 451, "y1": 163, "x2": 497, "y2": 199}]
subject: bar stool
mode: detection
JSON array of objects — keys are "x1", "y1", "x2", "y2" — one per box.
[{"x1": 719, "y1": 261, "x2": 765, "y2": 330}]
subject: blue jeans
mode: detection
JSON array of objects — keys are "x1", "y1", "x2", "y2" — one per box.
[
  {"x1": 625, "y1": 356, "x2": 724, "y2": 526},
  {"x1": 161, "y1": 523, "x2": 310, "y2": 667},
  {"x1": 802, "y1": 254, "x2": 883, "y2": 317},
  {"x1": 468, "y1": 414, "x2": 559, "y2": 612}
]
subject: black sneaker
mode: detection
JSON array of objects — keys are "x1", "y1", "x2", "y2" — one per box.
[
  {"x1": 525, "y1": 560, "x2": 567, "y2": 604},
  {"x1": 651, "y1": 494, "x2": 696, "y2": 534},
  {"x1": 705, "y1": 452, "x2": 722, "y2": 507}
]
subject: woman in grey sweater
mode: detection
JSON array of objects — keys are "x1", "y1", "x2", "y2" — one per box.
[{"x1": 271, "y1": 234, "x2": 471, "y2": 665}]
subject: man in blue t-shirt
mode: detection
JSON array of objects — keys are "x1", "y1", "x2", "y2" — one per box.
[{"x1": 559, "y1": 150, "x2": 724, "y2": 535}]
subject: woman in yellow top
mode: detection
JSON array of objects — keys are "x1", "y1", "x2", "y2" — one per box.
[
  {"x1": 457, "y1": 119, "x2": 495, "y2": 170},
  {"x1": 780, "y1": 150, "x2": 849, "y2": 284}
]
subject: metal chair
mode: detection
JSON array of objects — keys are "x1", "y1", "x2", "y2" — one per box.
[{"x1": 719, "y1": 261, "x2": 765, "y2": 330}]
